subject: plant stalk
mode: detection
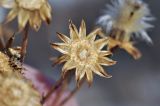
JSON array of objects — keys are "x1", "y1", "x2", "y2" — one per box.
[
  {"x1": 20, "y1": 24, "x2": 29, "y2": 63},
  {"x1": 59, "y1": 79, "x2": 85, "y2": 106}
]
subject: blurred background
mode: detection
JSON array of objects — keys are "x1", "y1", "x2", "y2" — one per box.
[{"x1": 0, "y1": 0, "x2": 160, "y2": 106}]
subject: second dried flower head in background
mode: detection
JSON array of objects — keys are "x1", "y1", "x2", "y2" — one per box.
[
  {"x1": 97, "y1": 0, "x2": 154, "y2": 59},
  {"x1": 0, "y1": 0, "x2": 52, "y2": 31}
]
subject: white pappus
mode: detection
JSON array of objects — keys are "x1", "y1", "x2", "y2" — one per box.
[{"x1": 97, "y1": 0, "x2": 154, "y2": 44}]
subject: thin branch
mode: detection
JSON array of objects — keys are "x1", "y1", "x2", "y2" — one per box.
[
  {"x1": 59, "y1": 78, "x2": 85, "y2": 106},
  {"x1": 20, "y1": 24, "x2": 29, "y2": 63},
  {"x1": 41, "y1": 77, "x2": 64, "y2": 104},
  {"x1": 5, "y1": 33, "x2": 15, "y2": 50},
  {"x1": 98, "y1": 31, "x2": 106, "y2": 38},
  {"x1": 0, "y1": 35, "x2": 5, "y2": 50},
  {"x1": 53, "y1": 78, "x2": 68, "y2": 106}
]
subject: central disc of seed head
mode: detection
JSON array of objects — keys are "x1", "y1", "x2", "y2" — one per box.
[
  {"x1": 71, "y1": 40, "x2": 97, "y2": 65},
  {"x1": 2, "y1": 78, "x2": 29, "y2": 103},
  {"x1": 16, "y1": 0, "x2": 45, "y2": 10},
  {"x1": 79, "y1": 48, "x2": 88, "y2": 60},
  {"x1": 8, "y1": 85, "x2": 23, "y2": 99}
]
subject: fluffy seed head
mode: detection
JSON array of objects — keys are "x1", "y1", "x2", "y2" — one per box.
[{"x1": 97, "y1": 0, "x2": 154, "y2": 43}]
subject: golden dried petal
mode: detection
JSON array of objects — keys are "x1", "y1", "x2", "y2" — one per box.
[
  {"x1": 62, "y1": 60, "x2": 77, "y2": 78},
  {"x1": 5, "y1": 8, "x2": 18, "y2": 23},
  {"x1": 92, "y1": 64, "x2": 112, "y2": 78},
  {"x1": 0, "y1": 0, "x2": 16, "y2": 8},
  {"x1": 69, "y1": 20, "x2": 79, "y2": 40},
  {"x1": 99, "y1": 51, "x2": 112, "y2": 57},
  {"x1": 57, "y1": 32, "x2": 71, "y2": 43},
  {"x1": 29, "y1": 12, "x2": 41, "y2": 31},
  {"x1": 75, "y1": 65, "x2": 85, "y2": 86},
  {"x1": 50, "y1": 43, "x2": 70, "y2": 54},
  {"x1": 39, "y1": 2, "x2": 52, "y2": 24},
  {"x1": 98, "y1": 57, "x2": 116, "y2": 66},
  {"x1": 79, "y1": 20, "x2": 86, "y2": 39},
  {"x1": 95, "y1": 38, "x2": 108, "y2": 50},
  {"x1": 108, "y1": 37, "x2": 120, "y2": 50},
  {"x1": 87, "y1": 28, "x2": 102, "y2": 42},
  {"x1": 53, "y1": 54, "x2": 70, "y2": 65},
  {"x1": 120, "y1": 42, "x2": 142, "y2": 59},
  {"x1": 86, "y1": 69, "x2": 93, "y2": 86},
  {"x1": 18, "y1": 9, "x2": 30, "y2": 31}
]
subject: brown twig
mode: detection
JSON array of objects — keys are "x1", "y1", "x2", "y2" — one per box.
[
  {"x1": 20, "y1": 24, "x2": 29, "y2": 63},
  {"x1": 41, "y1": 77, "x2": 64, "y2": 104},
  {"x1": 0, "y1": 38, "x2": 5, "y2": 50},
  {"x1": 53, "y1": 78, "x2": 68, "y2": 106},
  {"x1": 0, "y1": 27, "x2": 5, "y2": 49},
  {"x1": 59, "y1": 78, "x2": 85, "y2": 106},
  {"x1": 5, "y1": 33, "x2": 15, "y2": 50}
]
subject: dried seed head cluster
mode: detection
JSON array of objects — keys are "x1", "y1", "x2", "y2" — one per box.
[
  {"x1": 0, "y1": 46, "x2": 23, "y2": 74},
  {"x1": 0, "y1": 50, "x2": 42, "y2": 106},
  {"x1": 0, "y1": 51, "x2": 13, "y2": 73},
  {"x1": 51, "y1": 20, "x2": 116, "y2": 86},
  {"x1": 0, "y1": 0, "x2": 52, "y2": 31},
  {"x1": 97, "y1": 0, "x2": 154, "y2": 59},
  {"x1": 0, "y1": 74, "x2": 42, "y2": 106}
]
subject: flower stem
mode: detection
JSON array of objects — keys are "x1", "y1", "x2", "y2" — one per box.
[
  {"x1": 0, "y1": 37, "x2": 5, "y2": 50},
  {"x1": 20, "y1": 24, "x2": 29, "y2": 63},
  {"x1": 53, "y1": 78, "x2": 68, "y2": 106},
  {"x1": 59, "y1": 79, "x2": 85, "y2": 106},
  {"x1": 41, "y1": 77, "x2": 64, "y2": 104},
  {"x1": 5, "y1": 33, "x2": 15, "y2": 50}
]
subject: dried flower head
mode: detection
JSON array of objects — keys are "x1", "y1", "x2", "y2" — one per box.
[
  {"x1": 0, "y1": 0, "x2": 52, "y2": 31},
  {"x1": 0, "y1": 51, "x2": 13, "y2": 73},
  {"x1": 0, "y1": 74, "x2": 42, "y2": 106},
  {"x1": 0, "y1": 45, "x2": 41, "y2": 106},
  {"x1": 51, "y1": 20, "x2": 116, "y2": 86},
  {"x1": 97, "y1": 0, "x2": 154, "y2": 59}
]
